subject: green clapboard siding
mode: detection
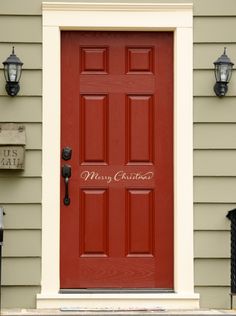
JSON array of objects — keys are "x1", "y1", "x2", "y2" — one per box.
[
  {"x1": 193, "y1": 0, "x2": 236, "y2": 16},
  {"x1": 3, "y1": 204, "x2": 41, "y2": 229},
  {"x1": 0, "y1": 178, "x2": 41, "y2": 203},
  {"x1": 0, "y1": 0, "x2": 43, "y2": 308},
  {"x1": 0, "y1": 70, "x2": 42, "y2": 96},
  {"x1": 0, "y1": 97, "x2": 42, "y2": 122},
  {"x1": 194, "y1": 203, "x2": 231, "y2": 231},
  {"x1": 0, "y1": 16, "x2": 42, "y2": 43},
  {"x1": 194, "y1": 259, "x2": 230, "y2": 286},
  {"x1": 194, "y1": 44, "x2": 236, "y2": 70},
  {"x1": 194, "y1": 17, "x2": 236, "y2": 43},
  {"x1": 194, "y1": 287, "x2": 230, "y2": 309},
  {"x1": 194, "y1": 177, "x2": 236, "y2": 203},
  {"x1": 0, "y1": 0, "x2": 42, "y2": 15},
  {"x1": 2, "y1": 258, "x2": 41, "y2": 285},
  {"x1": 194, "y1": 150, "x2": 236, "y2": 176},
  {"x1": 24, "y1": 124, "x2": 42, "y2": 150},
  {"x1": 194, "y1": 70, "x2": 236, "y2": 96},
  {"x1": 194, "y1": 97, "x2": 236, "y2": 123},
  {"x1": 0, "y1": 43, "x2": 42, "y2": 70},
  {"x1": 194, "y1": 231, "x2": 230, "y2": 258},
  {"x1": 3, "y1": 230, "x2": 41, "y2": 257},
  {"x1": 194, "y1": 124, "x2": 236, "y2": 149},
  {"x1": 2, "y1": 286, "x2": 41, "y2": 309}
]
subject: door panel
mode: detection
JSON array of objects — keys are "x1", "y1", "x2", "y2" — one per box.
[
  {"x1": 80, "y1": 95, "x2": 108, "y2": 163},
  {"x1": 126, "y1": 95, "x2": 154, "y2": 163},
  {"x1": 61, "y1": 31, "x2": 173, "y2": 289},
  {"x1": 80, "y1": 189, "x2": 108, "y2": 256}
]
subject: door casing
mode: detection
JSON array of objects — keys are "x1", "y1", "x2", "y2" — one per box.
[{"x1": 38, "y1": 1, "x2": 199, "y2": 309}]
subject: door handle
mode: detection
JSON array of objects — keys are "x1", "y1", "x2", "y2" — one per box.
[{"x1": 62, "y1": 164, "x2": 71, "y2": 206}]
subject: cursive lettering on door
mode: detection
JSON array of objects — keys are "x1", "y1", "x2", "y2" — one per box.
[{"x1": 80, "y1": 170, "x2": 154, "y2": 184}]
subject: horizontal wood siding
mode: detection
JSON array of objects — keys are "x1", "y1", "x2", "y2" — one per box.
[
  {"x1": 193, "y1": 0, "x2": 236, "y2": 16},
  {"x1": 0, "y1": 70, "x2": 42, "y2": 96},
  {"x1": 2, "y1": 287, "x2": 41, "y2": 309},
  {"x1": 2, "y1": 258, "x2": 41, "y2": 285},
  {"x1": 0, "y1": 179, "x2": 41, "y2": 203},
  {"x1": 194, "y1": 71, "x2": 236, "y2": 97},
  {"x1": 194, "y1": 97, "x2": 236, "y2": 123},
  {"x1": 0, "y1": 16, "x2": 42, "y2": 43},
  {"x1": 3, "y1": 230, "x2": 41, "y2": 257},
  {"x1": 0, "y1": 0, "x2": 42, "y2": 15},
  {"x1": 194, "y1": 287, "x2": 230, "y2": 309},
  {"x1": 194, "y1": 231, "x2": 230, "y2": 258},
  {"x1": 194, "y1": 204, "x2": 231, "y2": 231},
  {"x1": 194, "y1": 124, "x2": 236, "y2": 149},
  {"x1": 194, "y1": 44, "x2": 236, "y2": 70},
  {"x1": 0, "y1": 97, "x2": 42, "y2": 122},
  {"x1": 194, "y1": 177, "x2": 236, "y2": 203},
  {"x1": 194, "y1": 18, "x2": 236, "y2": 43},
  {"x1": 195, "y1": 259, "x2": 230, "y2": 286},
  {"x1": 194, "y1": 150, "x2": 236, "y2": 176},
  {"x1": 0, "y1": 1, "x2": 43, "y2": 308},
  {"x1": 0, "y1": 44, "x2": 42, "y2": 70},
  {"x1": 192, "y1": 0, "x2": 236, "y2": 309},
  {"x1": 3, "y1": 204, "x2": 41, "y2": 229}
]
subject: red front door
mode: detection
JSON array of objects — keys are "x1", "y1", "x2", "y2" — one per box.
[{"x1": 61, "y1": 31, "x2": 173, "y2": 289}]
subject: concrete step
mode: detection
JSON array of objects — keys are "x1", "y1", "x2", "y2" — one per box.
[{"x1": 1, "y1": 309, "x2": 236, "y2": 316}]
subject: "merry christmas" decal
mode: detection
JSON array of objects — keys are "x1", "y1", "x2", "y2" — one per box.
[{"x1": 80, "y1": 170, "x2": 154, "y2": 184}]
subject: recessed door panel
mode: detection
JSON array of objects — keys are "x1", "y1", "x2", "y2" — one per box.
[
  {"x1": 126, "y1": 189, "x2": 154, "y2": 256},
  {"x1": 80, "y1": 95, "x2": 108, "y2": 164},
  {"x1": 80, "y1": 189, "x2": 108, "y2": 256},
  {"x1": 126, "y1": 95, "x2": 154, "y2": 163}
]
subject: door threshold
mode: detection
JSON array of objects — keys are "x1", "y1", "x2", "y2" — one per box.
[
  {"x1": 37, "y1": 292, "x2": 200, "y2": 309},
  {"x1": 59, "y1": 289, "x2": 174, "y2": 294}
]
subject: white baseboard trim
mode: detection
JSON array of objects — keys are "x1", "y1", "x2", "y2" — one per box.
[{"x1": 37, "y1": 293, "x2": 200, "y2": 310}]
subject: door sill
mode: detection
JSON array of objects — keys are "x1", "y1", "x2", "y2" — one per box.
[{"x1": 37, "y1": 292, "x2": 200, "y2": 309}]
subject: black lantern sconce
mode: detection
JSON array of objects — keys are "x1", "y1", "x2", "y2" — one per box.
[
  {"x1": 2, "y1": 47, "x2": 23, "y2": 97},
  {"x1": 214, "y1": 48, "x2": 234, "y2": 97}
]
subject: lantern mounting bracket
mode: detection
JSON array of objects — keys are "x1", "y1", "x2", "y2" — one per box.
[
  {"x1": 5, "y1": 82, "x2": 20, "y2": 97},
  {"x1": 214, "y1": 82, "x2": 228, "y2": 97}
]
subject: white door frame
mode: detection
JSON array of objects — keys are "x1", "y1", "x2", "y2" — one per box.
[{"x1": 38, "y1": 1, "x2": 199, "y2": 309}]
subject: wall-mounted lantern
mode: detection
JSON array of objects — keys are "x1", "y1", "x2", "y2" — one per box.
[
  {"x1": 2, "y1": 47, "x2": 23, "y2": 97},
  {"x1": 214, "y1": 48, "x2": 234, "y2": 97}
]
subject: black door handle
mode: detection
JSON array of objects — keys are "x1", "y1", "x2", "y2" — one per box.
[{"x1": 62, "y1": 164, "x2": 71, "y2": 206}]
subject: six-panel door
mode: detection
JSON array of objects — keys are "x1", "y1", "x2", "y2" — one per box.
[{"x1": 61, "y1": 31, "x2": 173, "y2": 289}]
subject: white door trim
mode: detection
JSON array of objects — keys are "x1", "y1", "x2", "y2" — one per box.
[{"x1": 39, "y1": 1, "x2": 199, "y2": 309}]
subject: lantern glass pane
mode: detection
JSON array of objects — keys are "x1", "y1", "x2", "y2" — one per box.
[
  {"x1": 219, "y1": 64, "x2": 229, "y2": 82},
  {"x1": 3, "y1": 65, "x2": 9, "y2": 81},
  {"x1": 16, "y1": 64, "x2": 22, "y2": 82},
  {"x1": 214, "y1": 65, "x2": 221, "y2": 81},
  {"x1": 227, "y1": 65, "x2": 233, "y2": 82},
  {"x1": 8, "y1": 64, "x2": 18, "y2": 82}
]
